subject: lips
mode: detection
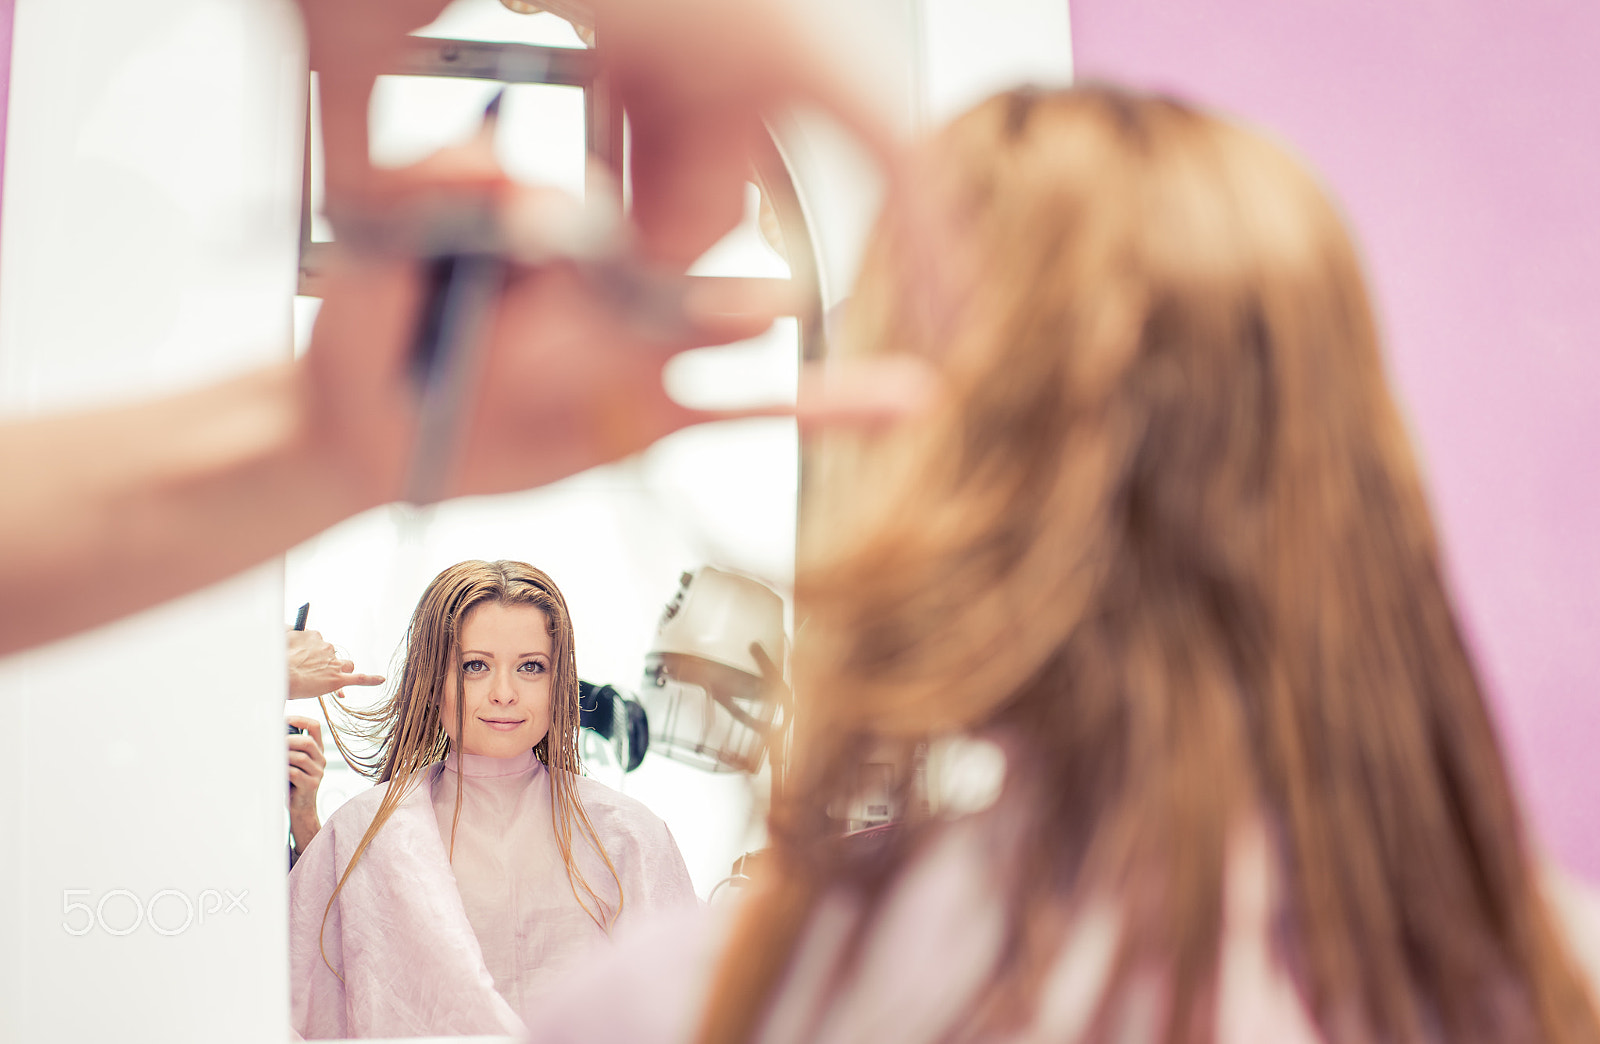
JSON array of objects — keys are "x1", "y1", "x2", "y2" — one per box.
[{"x1": 480, "y1": 718, "x2": 526, "y2": 732}]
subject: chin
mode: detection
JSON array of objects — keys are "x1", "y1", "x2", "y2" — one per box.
[{"x1": 469, "y1": 728, "x2": 546, "y2": 759}]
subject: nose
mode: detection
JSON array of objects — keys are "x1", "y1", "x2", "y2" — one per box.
[{"x1": 487, "y1": 667, "x2": 517, "y2": 706}]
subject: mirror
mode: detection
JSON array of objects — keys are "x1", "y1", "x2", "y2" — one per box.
[{"x1": 282, "y1": 1, "x2": 819, "y2": 1035}]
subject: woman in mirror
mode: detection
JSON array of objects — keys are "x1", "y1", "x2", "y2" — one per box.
[
  {"x1": 531, "y1": 86, "x2": 1600, "y2": 1043},
  {"x1": 288, "y1": 559, "x2": 695, "y2": 1038}
]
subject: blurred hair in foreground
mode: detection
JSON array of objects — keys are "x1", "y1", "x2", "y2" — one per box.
[{"x1": 702, "y1": 86, "x2": 1600, "y2": 1043}]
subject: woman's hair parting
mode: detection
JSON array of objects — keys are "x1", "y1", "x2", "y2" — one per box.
[
  {"x1": 318, "y1": 559, "x2": 624, "y2": 976},
  {"x1": 697, "y1": 86, "x2": 1600, "y2": 1044}
]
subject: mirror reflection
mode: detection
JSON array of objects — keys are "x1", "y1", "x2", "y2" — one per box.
[
  {"x1": 283, "y1": 549, "x2": 793, "y2": 1036},
  {"x1": 288, "y1": 561, "x2": 713, "y2": 1037},
  {"x1": 280, "y1": 0, "x2": 809, "y2": 1035}
]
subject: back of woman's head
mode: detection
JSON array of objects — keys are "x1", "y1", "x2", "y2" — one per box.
[{"x1": 705, "y1": 87, "x2": 1599, "y2": 1044}]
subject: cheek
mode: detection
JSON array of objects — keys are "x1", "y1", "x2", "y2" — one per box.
[{"x1": 531, "y1": 678, "x2": 555, "y2": 724}]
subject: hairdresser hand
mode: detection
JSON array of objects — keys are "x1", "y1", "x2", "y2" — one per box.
[
  {"x1": 287, "y1": 716, "x2": 326, "y2": 854},
  {"x1": 303, "y1": 141, "x2": 930, "y2": 501},
  {"x1": 307, "y1": 241, "x2": 777, "y2": 498},
  {"x1": 287, "y1": 628, "x2": 385, "y2": 701},
  {"x1": 598, "y1": 0, "x2": 898, "y2": 264},
  {"x1": 295, "y1": 0, "x2": 897, "y2": 263},
  {"x1": 292, "y1": 0, "x2": 453, "y2": 201},
  {"x1": 0, "y1": 0, "x2": 922, "y2": 658}
]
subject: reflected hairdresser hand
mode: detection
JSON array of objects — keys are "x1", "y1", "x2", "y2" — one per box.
[
  {"x1": 287, "y1": 715, "x2": 326, "y2": 854},
  {"x1": 287, "y1": 628, "x2": 385, "y2": 701}
]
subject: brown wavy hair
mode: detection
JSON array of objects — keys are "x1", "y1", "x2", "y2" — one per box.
[
  {"x1": 319, "y1": 559, "x2": 623, "y2": 973},
  {"x1": 699, "y1": 87, "x2": 1600, "y2": 1044}
]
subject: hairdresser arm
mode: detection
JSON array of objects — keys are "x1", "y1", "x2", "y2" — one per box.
[
  {"x1": 0, "y1": 231, "x2": 922, "y2": 660},
  {"x1": 0, "y1": 250, "x2": 755, "y2": 656},
  {"x1": 0, "y1": 365, "x2": 369, "y2": 657}
]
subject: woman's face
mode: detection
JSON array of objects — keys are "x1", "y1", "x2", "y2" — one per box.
[{"x1": 441, "y1": 601, "x2": 555, "y2": 758}]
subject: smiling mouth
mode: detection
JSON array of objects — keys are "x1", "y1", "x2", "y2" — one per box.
[{"x1": 480, "y1": 718, "x2": 526, "y2": 731}]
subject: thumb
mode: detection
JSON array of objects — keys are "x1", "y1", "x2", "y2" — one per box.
[
  {"x1": 679, "y1": 355, "x2": 939, "y2": 431},
  {"x1": 795, "y1": 355, "x2": 939, "y2": 431}
]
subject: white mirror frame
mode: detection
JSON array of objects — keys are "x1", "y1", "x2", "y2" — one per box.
[
  {"x1": 0, "y1": 2, "x2": 305, "y2": 1041},
  {"x1": 0, "y1": 2, "x2": 1068, "y2": 1041}
]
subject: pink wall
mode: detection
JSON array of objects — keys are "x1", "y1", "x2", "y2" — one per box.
[{"x1": 1071, "y1": 1, "x2": 1600, "y2": 877}]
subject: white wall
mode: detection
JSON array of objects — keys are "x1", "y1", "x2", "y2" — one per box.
[{"x1": 0, "y1": 1, "x2": 303, "y2": 1041}]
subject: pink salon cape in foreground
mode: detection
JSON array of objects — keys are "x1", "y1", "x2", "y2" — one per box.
[
  {"x1": 524, "y1": 800, "x2": 1600, "y2": 1044},
  {"x1": 288, "y1": 749, "x2": 696, "y2": 1038}
]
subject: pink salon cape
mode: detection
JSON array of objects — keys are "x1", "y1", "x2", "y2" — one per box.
[
  {"x1": 528, "y1": 807, "x2": 1600, "y2": 1044},
  {"x1": 288, "y1": 749, "x2": 696, "y2": 1039}
]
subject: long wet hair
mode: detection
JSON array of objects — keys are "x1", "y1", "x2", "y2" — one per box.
[
  {"x1": 320, "y1": 560, "x2": 623, "y2": 972},
  {"x1": 699, "y1": 87, "x2": 1600, "y2": 1044}
]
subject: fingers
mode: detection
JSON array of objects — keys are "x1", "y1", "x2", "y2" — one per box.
[
  {"x1": 334, "y1": 671, "x2": 386, "y2": 688},
  {"x1": 793, "y1": 356, "x2": 940, "y2": 431},
  {"x1": 334, "y1": 134, "x2": 515, "y2": 229},
  {"x1": 287, "y1": 717, "x2": 325, "y2": 748},
  {"x1": 673, "y1": 355, "x2": 939, "y2": 432},
  {"x1": 601, "y1": 0, "x2": 904, "y2": 262},
  {"x1": 288, "y1": 630, "x2": 350, "y2": 699},
  {"x1": 286, "y1": 628, "x2": 325, "y2": 661},
  {"x1": 675, "y1": 277, "x2": 797, "y2": 347},
  {"x1": 297, "y1": 0, "x2": 459, "y2": 202},
  {"x1": 289, "y1": 724, "x2": 325, "y2": 776},
  {"x1": 285, "y1": 619, "x2": 382, "y2": 698},
  {"x1": 626, "y1": 116, "x2": 764, "y2": 266},
  {"x1": 288, "y1": 750, "x2": 322, "y2": 775},
  {"x1": 504, "y1": 264, "x2": 788, "y2": 359},
  {"x1": 288, "y1": 738, "x2": 324, "y2": 768}
]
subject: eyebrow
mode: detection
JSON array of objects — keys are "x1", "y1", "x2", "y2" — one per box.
[{"x1": 460, "y1": 650, "x2": 550, "y2": 658}]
